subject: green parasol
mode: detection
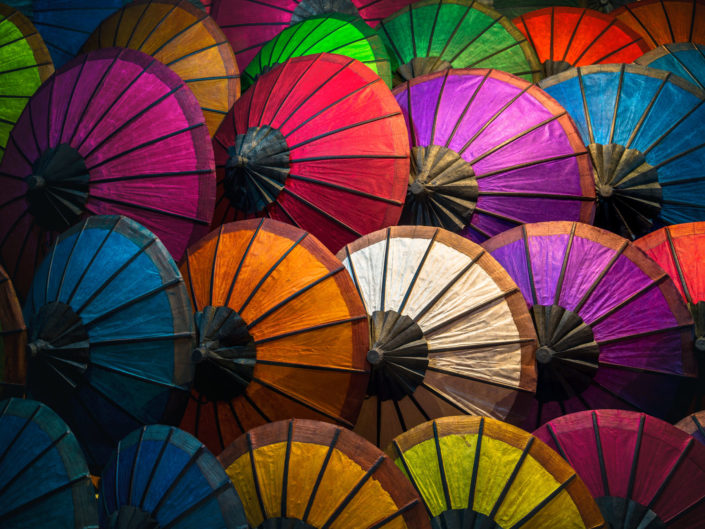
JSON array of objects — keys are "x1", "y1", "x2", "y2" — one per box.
[
  {"x1": 243, "y1": 13, "x2": 392, "y2": 89},
  {"x1": 377, "y1": 0, "x2": 542, "y2": 85}
]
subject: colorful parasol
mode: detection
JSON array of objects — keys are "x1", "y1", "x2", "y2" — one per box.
[
  {"x1": 219, "y1": 418, "x2": 430, "y2": 528},
  {"x1": 81, "y1": 0, "x2": 240, "y2": 137},
  {"x1": 376, "y1": 0, "x2": 542, "y2": 85},
  {"x1": 210, "y1": 0, "x2": 416, "y2": 70},
  {"x1": 23, "y1": 215, "x2": 195, "y2": 473},
  {"x1": 2, "y1": 2, "x2": 32, "y2": 19},
  {"x1": 394, "y1": 68, "x2": 595, "y2": 241},
  {"x1": 540, "y1": 64, "x2": 705, "y2": 239},
  {"x1": 513, "y1": 7, "x2": 649, "y2": 76},
  {"x1": 484, "y1": 221, "x2": 697, "y2": 429},
  {"x1": 388, "y1": 416, "x2": 606, "y2": 528},
  {"x1": 212, "y1": 53, "x2": 409, "y2": 253},
  {"x1": 179, "y1": 219, "x2": 369, "y2": 454},
  {"x1": 241, "y1": 13, "x2": 392, "y2": 90},
  {"x1": 675, "y1": 410, "x2": 705, "y2": 445},
  {"x1": 0, "y1": 47, "x2": 215, "y2": 299},
  {"x1": 0, "y1": 4, "x2": 53, "y2": 161},
  {"x1": 534, "y1": 409, "x2": 705, "y2": 529},
  {"x1": 613, "y1": 0, "x2": 705, "y2": 47},
  {"x1": 336, "y1": 226, "x2": 537, "y2": 449},
  {"x1": 100, "y1": 425, "x2": 248, "y2": 529},
  {"x1": 0, "y1": 266, "x2": 25, "y2": 398},
  {"x1": 0, "y1": 398, "x2": 98, "y2": 528},
  {"x1": 636, "y1": 43, "x2": 705, "y2": 92}
]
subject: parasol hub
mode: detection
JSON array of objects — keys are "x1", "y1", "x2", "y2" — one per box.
[
  {"x1": 224, "y1": 125, "x2": 289, "y2": 214},
  {"x1": 597, "y1": 183, "x2": 614, "y2": 198},
  {"x1": 696, "y1": 336, "x2": 705, "y2": 352},
  {"x1": 367, "y1": 347, "x2": 385, "y2": 365},
  {"x1": 409, "y1": 180, "x2": 427, "y2": 196},
  {"x1": 26, "y1": 338, "x2": 51, "y2": 357},
  {"x1": 26, "y1": 174, "x2": 45, "y2": 190},
  {"x1": 535, "y1": 345, "x2": 556, "y2": 364}
]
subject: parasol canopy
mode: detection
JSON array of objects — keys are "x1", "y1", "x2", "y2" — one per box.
[
  {"x1": 100, "y1": 425, "x2": 248, "y2": 529},
  {"x1": 513, "y1": 7, "x2": 649, "y2": 76},
  {"x1": 241, "y1": 13, "x2": 392, "y2": 90},
  {"x1": 540, "y1": 64, "x2": 705, "y2": 239},
  {"x1": 0, "y1": 3, "x2": 53, "y2": 160},
  {"x1": 636, "y1": 43, "x2": 705, "y2": 92},
  {"x1": 0, "y1": 47, "x2": 215, "y2": 299},
  {"x1": 376, "y1": 0, "x2": 542, "y2": 85},
  {"x1": 218, "y1": 418, "x2": 430, "y2": 528},
  {"x1": 484, "y1": 221, "x2": 697, "y2": 429},
  {"x1": 81, "y1": 0, "x2": 240, "y2": 137},
  {"x1": 0, "y1": 265, "x2": 25, "y2": 398},
  {"x1": 394, "y1": 68, "x2": 595, "y2": 241},
  {"x1": 179, "y1": 219, "x2": 369, "y2": 454},
  {"x1": 534, "y1": 409, "x2": 705, "y2": 529},
  {"x1": 212, "y1": 53, "x2": 409, "y2": 253},
  {"x1": 634, "y1": 222, "x2": 705, "y2": 352},
  {"x1": 210, "y1": 0, "x2": 416, "y2": 70},
  {"x1": 388, "y1": 416, "x2": 606, "y2": 528},
  {"x1": 336, "y1": 225, "x2": 538, "y2": 449},
  {"x1": 23, "y1": 215, "x2": 195, "y2": 473},
  {"x1": 0, "y1": 398, "x2": 98, "y2": 529},
  {"x1": 613, "y1": 0, "x2": 705, "y2": 47},
  {"x1": 675, "y1": 410, "x2": 705, "y2": 445}
]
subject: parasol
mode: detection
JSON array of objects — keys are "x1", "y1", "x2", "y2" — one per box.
[
  {"x1": 613, "y1": 0, "x2": 705, "y2": 47},
  {"x1": 0, "y1": 398, "x2": 98, "y2": 528},
  {"x1": 376, "y1": 0, "x2": 542, "y2": 85},
  {"x1": 212, "y1": 53, "x2": 409, "y2": 254},
  {"x1": 394, "y1": 68, "x2": 595, "y2": 241},
  {"x1": 0, "y1": 4, "x2": 53, "y2": 160},
  {"x1": 0, "y1": 47, "x2": 215, "y2": 299},
  {"x1": 388, "y1": 416, "x2": 606, "y2": 528},
  {"x1": 484, "y1": 221, "x2": 697, "y2": 429},
  {"x1": 540, "y1": 64, "x2": 705, "y2": 239},
  {"x1": 675, "y1": 410, "x2": 705, "y2": 445},
  {"x1": 636, "y1": 43, "x2": 705, "y2": 92},
  {"x1": 218, "y1": 418, "x2": 430, "y2": 528},
  {"x1": 513, "y1": 7, "x2": 649, "y2": 76},
  {"x1": 81, "y1": 0, "x2": 240, "y2": 137},
  {"x1": 3, "y1": 2, "x2": 32, "y2": 19},
  {"x1": 535, "y1": 409, "x2": 705, "y2": 529},
  {"x1": 23, "y1": 215, "x2": 195, "y2": 473},
  {"x1": 179, "y1": 219, "x2": 369, "y2": 454},
  {"x1": 210, "y1": 0, "x2": 416, "y2": 70},
  {"x1": 242, "y1": 13, "x2": 392, "y2": 90},
  {"x1": 336, "y1": 225, "x2": 538, "y2": 449},
  {"x1": 100, "y1": 425, "x2": 248, "y2": 529},
  {"x1": 0, "y1": 265, "x2": 25, "y2": 398}
]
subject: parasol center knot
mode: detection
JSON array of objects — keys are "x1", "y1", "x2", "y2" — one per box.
[
  {"x1": 597, "y1": 183, "x2": 614, "y2": 198},
  {"x1": 696, "y1": 337, "x2": 705, "y2": 353},
  {"x1": 27, "y1": 174, "x2": 45, "y2": 190},
  {"x1": 26, "y1": 338, "x2": 52, "y2": 357},
  {"x1": 367, "y1": 347, "x2": 385, "y2": 365},
  {"x1": 409, "y1": 180, "x2": 427, "y2": 196},
  {"x1": 536, "y1": 345, "x2": 555, "y2": 364}
]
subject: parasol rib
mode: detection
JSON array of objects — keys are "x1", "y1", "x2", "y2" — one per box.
[
  {"x1": 320, "y1": 455, "x2": 385, "y2": 529},
  {"x1": 252, "y1": 376, "x2": 354, "y2": 427},
  {"x1": 588, "y1": 273, "x2": 668, "y2": 326},
  {"x1": 302, "y1": 427, "x2": 341, "y2": 522},
  {"x1": 508, "y1": 474, "x2": 578, "y2": 529}
]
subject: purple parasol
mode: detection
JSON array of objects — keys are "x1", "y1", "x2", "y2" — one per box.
[
  {"x1": 393, "y1": 69, "x2": 595, "y2": 242},
  {"x1": 484, "y1": 221, "x2": 697, "y2": 430},
  {"x1": 0, "y1": 47, "x2": 215, "y2": 299}
]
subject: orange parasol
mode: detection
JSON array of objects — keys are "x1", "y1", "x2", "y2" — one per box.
[{"x1": 179, "y1": 219, "x2": 369, "y2": 454}]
